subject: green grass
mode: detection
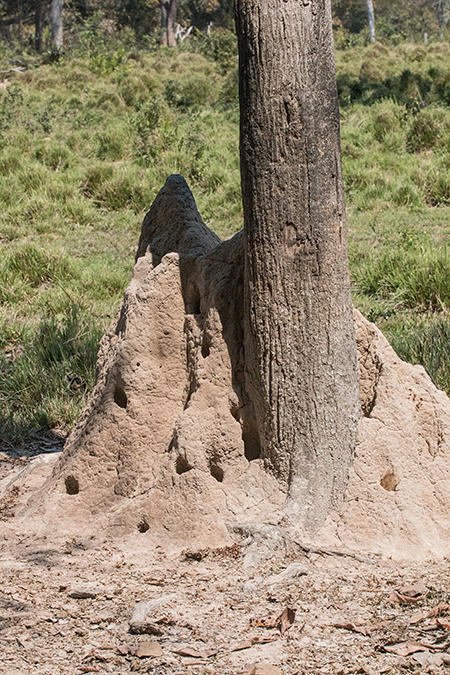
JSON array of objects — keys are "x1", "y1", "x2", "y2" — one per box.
[{"x1": 2, "y1": 31, "x2": 450, "y2": 445}]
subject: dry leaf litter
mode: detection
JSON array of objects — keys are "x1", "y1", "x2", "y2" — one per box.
[{"x1": 2, "y1": 451, "x2": 450, "y2": 675}]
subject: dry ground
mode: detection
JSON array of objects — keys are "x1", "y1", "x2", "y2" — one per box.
[{"x1": 1, "y1": 450, "x2": 450, "y2": 675}]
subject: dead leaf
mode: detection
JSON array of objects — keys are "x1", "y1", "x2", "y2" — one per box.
[
  {"x1": 280, "y1": 607, "x2": 296, "y2": 636},
  {"x1": 251, "y1": 607, "x2": 296, "y2": 635},
  {"x1": 427, "y1": 604, "x2": 450, "y2": 618},
  {"x1": 384, "y1": 641, "x2": 430, "y2": 656},
  {"x1": 436, "y1": 617, "x2": 450, "y2": 630},
  {"x1": 333, "y1": 622, "x2": 370, "y2": 636},
  {"x1": 116, "y1": 645, "x2": 131, "y2": 655},
  {"x1": 135, "y1": 641, "x2": 163, "y2": 658},
  {"x1": 399, "y1": 582, "x2": 428, "y2": 598},
  {"x1": 413, "y1": 650, "x2": 449, "y2": 667},
  {"x1": 409, "y1": 611, "x2": 426, "y2": 625},
  {"x1": 389, "y1": 591, "x2": 423, "y2": 605},
  {"x1": 232, "y1": 636, "x2": 260, "y2": 651},
  {"x1": 232, "y1": 636, "x2": 278, "y2": 652},
  {"x1": 172, "y1": 647, "x2": 216, "y2": 659},
  {"x1": 250, "y1": 614, "x2": 279, "y2": 629}
]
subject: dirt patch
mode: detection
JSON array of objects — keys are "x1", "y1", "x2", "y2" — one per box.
[{"x1": 1, "y1": 492, "x2": 450, "y2": 675}]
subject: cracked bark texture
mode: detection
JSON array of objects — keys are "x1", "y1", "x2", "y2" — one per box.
[{"x1": 236, "y1": 0, "x2": 360, "y2": 530}]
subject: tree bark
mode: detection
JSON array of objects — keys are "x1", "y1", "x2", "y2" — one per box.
[
  {"x1": 35, "y1": 0, "x2": 44, "y2": 53},
  {"x1": 366, "y1": 0, "x2": 375, "y2": 43},
  {"x1": 159, "y1": 0, "x2": 177, "y2": 47},
  {"x1": 236, "y1": 0, "x2": 360, "y2": 531},
  {"x1": 50, "y1": 0, "x2": 64, "y2": 59},
  {"x1": 17, "y1": 0, "x2": 23, "y2": 48},
  {"x1": 167, "y1": 0, "x2": 177, "y2": 47},
  {"x1": 0, "y1": 15, "x2": 14, "y2": 48}
]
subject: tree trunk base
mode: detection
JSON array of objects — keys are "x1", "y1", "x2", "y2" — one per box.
[{"x1": 23, "y1": 176, "x2": 450, "y2": 560}]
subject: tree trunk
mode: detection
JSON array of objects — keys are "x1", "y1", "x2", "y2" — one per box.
[
  {"x1": 17, "y1": 0, "x2": 23, "y2": 48},
  {"x1": 366, "y1": 0, "x2": 375, "y2": 43},
  {"x1": 159, "y1": 0, "x2": 177, "y2": 47},
  {"x1": 35, "y1": 0, "x2": 44, "y2": 53},
  {"x1": 235, "y1": 0, "x2": 360, "y2": 531},
  {"x1": 50, "y1": 0, "x2": 64, "y2": 59},
  {"x1": 167, "y1": 0, "x2": 177, "y2": 47},
  {"x1": 0, "y1": 15, "x2": 14, "y2": 48},
  {"x1": 160, "y1": 1, "x2": 168, "y2": 46}
]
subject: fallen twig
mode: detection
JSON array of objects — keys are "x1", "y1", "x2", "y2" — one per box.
[
  {"x1": 0, "y1": 67, "x2": 26, "y2": 74},
  {"x1": 291, "y1": 540, "x2": 381, "y2": 564}
]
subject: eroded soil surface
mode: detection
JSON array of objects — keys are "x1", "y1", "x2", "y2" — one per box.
[{"x1": 1, "y1": 450, "x2": 450, "y2": 675}]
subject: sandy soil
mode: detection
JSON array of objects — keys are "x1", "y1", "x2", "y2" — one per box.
[{"x1": 1, "y1": 449, "x2": 450, "y2": 675}]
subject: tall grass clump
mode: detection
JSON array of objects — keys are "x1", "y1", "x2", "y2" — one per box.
[
  {"x1": 386, "y1": 315, "x2": 450, "y2": 393},
  {"x1": 0, "y1": 305, "x2": 103, "y2": 440},
  {"x1": 352, "y1": 245, "x2": 450, "y2": 311}
]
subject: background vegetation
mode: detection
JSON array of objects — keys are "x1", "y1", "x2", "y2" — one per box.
[{"x1": 2, "y1": 7, "x2": 450, "y2": 447}]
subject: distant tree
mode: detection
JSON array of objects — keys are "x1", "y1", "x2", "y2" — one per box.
[
  {"x1": 431, "y1": 0, "x2": 450, "y2": 37},
  {"x1": 332, "y1": 0, "x2": 367, "y2": 34},
  {"x1": 181, "y1": 0, "x2": 234, "y2": 31},
  {"x1": 115, "y1": 0, "x2": 159, "y2": 39},
  {"x1": 159, "y1": 0, "x2": 177, "y2": 46},
  {"x1": 0, "y1": 0, "x2": 34, "y2": 49},
  {"x1": 51, "y1": 0, "x2": 64, "y2": 58},
  {"x1": 35, "y1": 0, "x2": 44, "y2": 52},
  {"x1": 366, "y1": 0, "x2": 375, "y2": 41},
  {"x1": 332, "y1": 0, "x2": 438, "y2": 41}
]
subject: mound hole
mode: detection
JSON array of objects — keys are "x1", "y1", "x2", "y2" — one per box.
[
  {"x1": 230, "y1": 404, "x2": 240, "y2": 421},
  {"x1": 210, "y1": 464, "x2": 224, "y2": 482},
  {"x1": 176, "y1": 455, "x2": 192, "y2": 475},
  {"x1": 243, "y1": 426, "x2": 261, "y2": 461},
  {"x1": 114, "y1": 385, "x2": 127, "y2": 409},
  {"x1": 65, "y1": 475, "x2": 79, "y2": 495},
  {"x1": 201, "y1": 340, "x2": 210, "y2": 358},
  {"x1": 137, "y1": 517, "x2": 149, "y2": 533}
]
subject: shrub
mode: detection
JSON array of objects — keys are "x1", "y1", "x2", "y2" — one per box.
[
  {"x1": 352, "y1": 245, "x2": 450, "y2": 311},
  {"x1": 82, "y1": 163, "x2": 115, "y2": 197},
  {"x1": 387, "y1": 315, "x2": 450, "y2": 394},
  {"x1": 4, "y1": 244, "x2": 74, "y2": 288},
  {"x1": 164, "y1": 72, "x2": 219, "y2": 109},
  {"x1": 95, "y1": 128, "x2": 128, "y2": 161},
  {"x1": 406, "y1": 110, "x2": 439, "y2": 153},
  {"x1": 0, "y1": 305, "x2": 103, "y2": 437},
  {"x1": 188, "y1": 28, "x2": 238, "y2": 73},
  {"x1": 424, "y1": 171, "x2": 450, "y2": 206}
]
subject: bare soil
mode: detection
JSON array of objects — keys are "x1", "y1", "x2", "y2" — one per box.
[{"x1": 1, "y1": 450, "x2": 450, "y2": 675}]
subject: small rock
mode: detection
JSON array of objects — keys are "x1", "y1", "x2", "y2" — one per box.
[
  {"x1": 135, "y1": 641, "x2": 163, "y2": 658},
  {"x1": 129, "y1": 621, "x2": 162, "y2": 635},
  {"x1": 129, "y1": 594, "x2": 178, "y2": 634},
  {"x1": 245, "y1": 664, "x2": 283, "y2": 675},
  {"x1": 68, "y1": 588, "x2": 100, "y2": 599},
  {"x1": 412, "y1": 651, "x2": 443, "y2": 667}
]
